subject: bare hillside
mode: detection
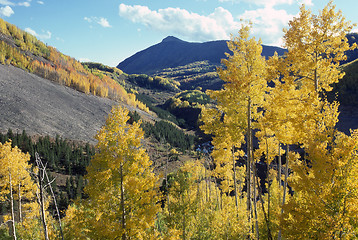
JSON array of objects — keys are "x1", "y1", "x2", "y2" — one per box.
[{"x1": 0, "y1": 64, "x2": 118, "y2": 143}]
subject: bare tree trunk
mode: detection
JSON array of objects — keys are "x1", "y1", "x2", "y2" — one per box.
[
  {"x1": 215, "y1": 177, "x2": 221, "y2": 210},
  {"x1": 205, "y1": 165, "x2": 209, "y2": 204},
  {"x1": 182, "y1": 211, "x2": 186, "y2": 240},
  {"x1": 18, "y1": 181, "x2": 22, "y2": 223},
  {"x1": 282, "y1": 145, "x2": 289, "y2": 209},
  {"x1": 197, "y1": 169, "x2": 201, "y2": 206},
  {"x1": 181, "y1": 190, "x2": 187, "y2": 240},
  {"x1": 278, "y1": 145, "x2": 290, "y2": 240},
  {"x1": 252, "y1": 152, "x2": 259, "y2": 240},
  {"x1": 37, "y1": 168, "x2": 49, "y2": 240},
  {"x1": 233, "y1": 146, "x2": 239, "y2": 210},
  {"x1": 256, "y1": 173, "x2": 273, "y2": 240},
  {"x1": 261, "y1": 135, "x2": 273, "y2": 240},
  {"x1": 277, "y1": 144, "x2": 282, "y2": 240},
  {"x1": 314, "y1": 68, "x2": 318, "y2": 92},
  {"x1": 277, "y1": 143, "x2": 282, "y2": 190},
  {"x1": 9, "y1": 171, "x2": 17, "y2": 240},
  {"x1": 120, "y1": 162, "x2": 127, "y2": 240},
  {"x1": 36, "y1": 153, "x2": 64, "y2": 240},
  {"x1": 265, "y1": 134, "x2": 271, "y2": 238},
  {"x1": 247, "y1": 97, "x2": 252, "y2": 237},
  {"x1": 44, "y1": 173, "x2": 63, "y2": 240}
]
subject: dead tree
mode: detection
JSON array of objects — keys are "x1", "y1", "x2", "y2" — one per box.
[{"x1": 35, "y1": 152, "x2": 64, "y2": 240}]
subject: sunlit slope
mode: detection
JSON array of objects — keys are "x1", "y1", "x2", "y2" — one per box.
[{"x1": 0, "y1": 18, "x2": 147, "y2": 111}]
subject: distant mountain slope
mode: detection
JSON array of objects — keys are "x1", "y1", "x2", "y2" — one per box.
[
  {"x1": 117, "y1": 36, "x2": 287, "y2": 74},
  {"x1": 343, "y1": 33, "x2": 358, "y2": 64},
  {"x1": 0, "y1": 18, "x2": 147, "y2": 112},
  {"x1": 0, "y1": 64, "x2": 152, "y2": 143}
]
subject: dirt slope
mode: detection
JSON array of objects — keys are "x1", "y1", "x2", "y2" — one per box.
[{"x1": 0, "y1": 64, "x2": 117, "y2": 143}]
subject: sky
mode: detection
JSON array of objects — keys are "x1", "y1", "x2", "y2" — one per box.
[{"x1": 0, "y1": 0, "x2": 357, "y2": 67}]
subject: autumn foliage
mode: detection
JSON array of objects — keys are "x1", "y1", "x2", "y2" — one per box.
[
  {"x1": 1, "y1": 1, "x2": 358, "y2": 239},
  {"x1": 0, "y1": 18, "x2": 148, "y2": 111}
]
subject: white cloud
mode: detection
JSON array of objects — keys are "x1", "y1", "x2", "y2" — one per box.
[
  {"x1": 84, "y1": 16, "x2": 111, "y2": 28},
  {"x1": 37, "y1": 1, "x2": 44, "y2": 4},
  {"x1": 218, "y1": 0, "x2": 294, "y2": 7},
  {"x1": 352, "y1": 28, "x2": 358, "y2": 33},
  {"x1": 25, "y1": 27, "x2": 51, "y2": 40},
  {"x1": 218, "y1": 0, "x2": 312, "y2": 7},
  {"x1": 0, "y1": 5, "x2": 14, "y2": 17},
  {"x1": 0, "y1": 0, "x2": 14, "y2": 6},
  {"x1": 79, "y1": 57, "x2": 91, "y2": 63},
  {"x1": 119, "y1": 4, "x2": 241, "y2": 41},
  {"x1": 97, "y1": 17, "x2": 111, "y2": 28},
  {"x1": 298, "y1": 0, "x2": 313, "y2": 6},
  {"x1": 18, "y1": 1, "x2": 31, "y2": 7},
  {"x1": 238, "y1": 5, "x2": 296, "y2": 46}
]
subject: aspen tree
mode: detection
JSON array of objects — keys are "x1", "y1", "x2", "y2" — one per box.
[
  {"x1": 282, "y1": 120, "x2": 358, "y2": 239},
  {"x1": 283, "y1": 1, "x2": 356, "y2": 95},
  {"x1": 271, "y1": 0, "x2": 357, "y2": 146},
  {"x1": 201, "y1": 24, "x2": 266, "y2": 238},
  {"x1": 0, "y1": 141, "x2": 53, "y2": 240},
  {"x1": 163, "y1": 161, "x2": 201, "y2": 240},
  {"x1": 64, "y1": 106, "x2": 160, "y2": 239},
  {"x1": 271, "y1": 2, "x2": 358, "y2": 238}
]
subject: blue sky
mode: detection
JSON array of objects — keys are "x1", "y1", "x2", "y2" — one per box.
[{"x1": 0, "y1": 0, "x2": 357, "y2": 67}]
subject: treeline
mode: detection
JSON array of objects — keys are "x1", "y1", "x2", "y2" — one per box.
[
  {"x1": 0, "y1": 129, "x2": 94, "y2": 213},
  {"x1": 163, "y1": 89, "x2": 211, "y2": 129},
  {"x1": 165, "y1": 89, "x2": 211, "y2": 108},
  {"x1": 127, "y1": 74, "x2": 180, "y2": 92},
  {"x1": 142, "y1": 120, "x2": 195, "y2": 151},
  {"x1": 128, "y1": 110, "x2": 195, "y2": 151},
  {"x1": 0, "y1": 129, "x2": 94, "y2": 176},
  {"x1": 155, "y1": 60, "x2": 222, "y2": 90},
  {"x1": 0, "y1": 18, "x2": 148, "y2": 112},
  {"x1": 135, "y1": 93, "x2": 182, "y2": 124},
  {"x1": 82, "y1": 61, "x2": 126, "y2": 87},
  {"x1": 328, "y1": 59, "x2": 358, "y2": 105}
]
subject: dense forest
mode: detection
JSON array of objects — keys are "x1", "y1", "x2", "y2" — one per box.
[
  {"x1": 1, "y1": 2, "x2": 358, "y2": 240},
  {"x1": 154, "y1": 61, "x2": 223, "y2": 90},
  {"x1": 0, "y1": 130, "x2": 95, "y2": 216}
]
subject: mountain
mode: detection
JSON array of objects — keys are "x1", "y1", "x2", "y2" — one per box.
[
  {"x1": 0, "y1": 64, "x2": 155, "y2": 143},
  {"x1": 342, "y1": 33, "x2": 358, "y2": 64},
  {"x1": 117, "y1": 36, "x2": 287, "y2": 75},
  {"x1": 0, "y1": 18, "x2": 156, "y2": 143},
  {"x1": 0, "y1": 18, "x2": 147, "y2": 112}
]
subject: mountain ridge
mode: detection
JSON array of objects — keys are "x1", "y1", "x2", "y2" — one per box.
[{"x1": 117, "y1": 36, "x2": 287, "y2": 75}]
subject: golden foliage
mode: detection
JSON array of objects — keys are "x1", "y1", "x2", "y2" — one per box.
[
  {"x1": 0, "y1": 18, "x2": 148, "y2": 112},
  {"x1": 64, "y1": 106, "x2": 159, "y2": 239}
]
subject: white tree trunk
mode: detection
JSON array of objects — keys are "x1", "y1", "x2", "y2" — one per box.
[{"x1": 9, "y1": 171, "x2": 17, "y2": 240}]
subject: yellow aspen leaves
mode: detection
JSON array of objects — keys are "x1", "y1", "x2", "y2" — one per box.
[
  {"x1": 64, "y1": 106, "x2": 160, "y2": 239},
  {"x1": 0, "y1": 141, "x2": 54, "y2": 239}
]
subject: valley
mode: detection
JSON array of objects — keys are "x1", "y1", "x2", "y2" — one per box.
[{"x1": 1, "y1": 4, "x2": 358, "y2": 238}]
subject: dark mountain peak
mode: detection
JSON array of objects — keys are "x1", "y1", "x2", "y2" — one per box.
[
  {"x1": 117, "y1": 37, "x2": 287, "y2": 75},
  {"x1": 161, "y1": 36, "x2": 185, "y2": 43}
]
